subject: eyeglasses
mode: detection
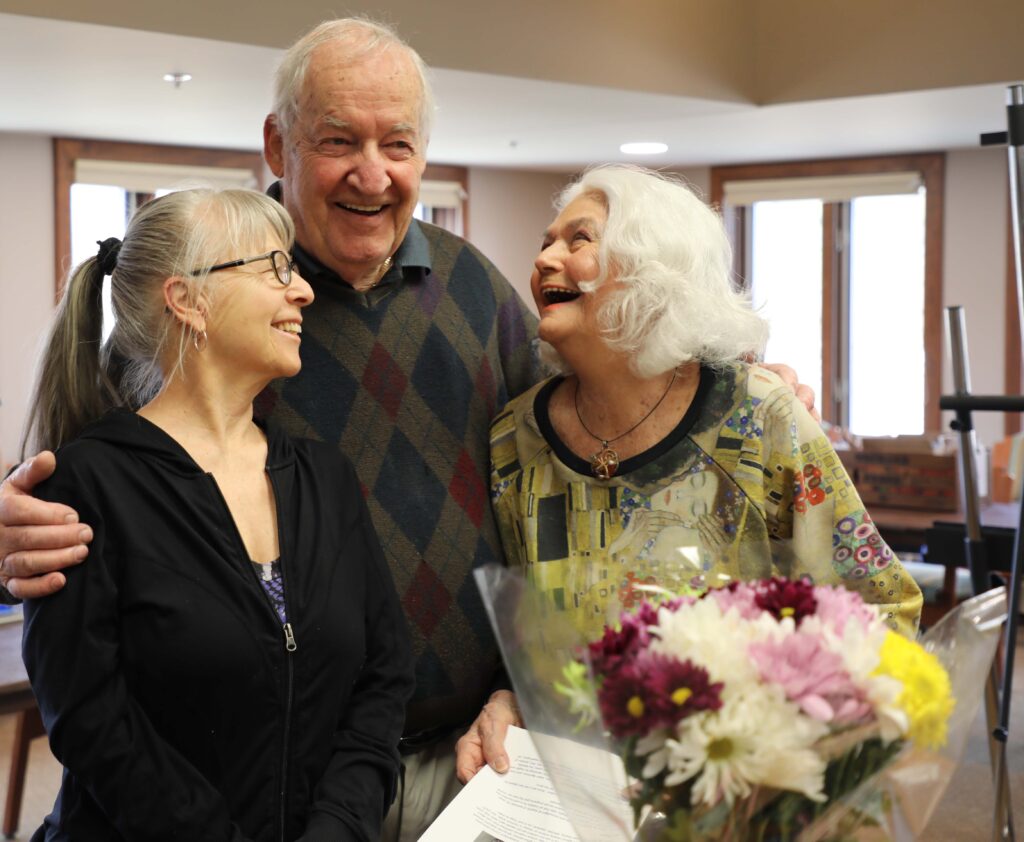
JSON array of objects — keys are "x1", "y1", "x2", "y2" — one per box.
[{"x1": 192, "y1": 250, "x2": 295, "y2": 286}]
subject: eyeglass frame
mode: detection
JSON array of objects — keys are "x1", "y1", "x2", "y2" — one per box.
[{"x1": 190, "y1": 250, "x2": 295, "y2": 286}]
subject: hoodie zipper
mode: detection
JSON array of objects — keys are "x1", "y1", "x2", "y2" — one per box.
[
  {"x1": 204, "y1": 472, "x2": 296, "y2": 842},
  {"x1": 266, "y1": 469, "x2": 296, "y2": 842}
]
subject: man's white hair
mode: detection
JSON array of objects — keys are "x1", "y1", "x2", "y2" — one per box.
[
  {"x1": 546, "y1": 164, "x2": 768, "y2": 378},
  {"x1": 271, "y1": 17, "x2": 435, "y2": 141}
]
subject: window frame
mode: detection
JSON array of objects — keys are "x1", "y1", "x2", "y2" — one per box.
[
  {"x1": 711, "y1": 153, "x2": 945, "y2": 432},
  {"x1": 53, "y1": 137, "x2": 266, "y2": 301}
]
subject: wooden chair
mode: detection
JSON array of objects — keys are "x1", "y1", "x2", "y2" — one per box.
[{"x1": 3, "y1": 706, "x2": 45, "y2": 839}]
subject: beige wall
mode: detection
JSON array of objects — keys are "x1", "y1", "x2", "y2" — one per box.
[
  {"x1": 942, "y1": 147, "x2": 1009, "y2": 449},
  {"x1": 467, "y1": 167, "x2": 572, "y2": 310},
  {"x1": 0, "y1": 133, "x2": 53, "y2": 469}
]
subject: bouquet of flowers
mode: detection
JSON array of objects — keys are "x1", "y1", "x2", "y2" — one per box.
[{"x1": 475, "y1": 565, "x2": 1007, "y2": 842}]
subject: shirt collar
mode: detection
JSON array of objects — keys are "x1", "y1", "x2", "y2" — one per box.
[{"x1": 267, "y1": 180, "x2": 433, "y2": 285}]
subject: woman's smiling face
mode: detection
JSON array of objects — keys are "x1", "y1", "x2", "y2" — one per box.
[
  {"x1": 203, "y1": 231, "x2": 314, "y2": 383},
  {"x1": 530, "y1": 193, "x2": 615, "y2": 351}
]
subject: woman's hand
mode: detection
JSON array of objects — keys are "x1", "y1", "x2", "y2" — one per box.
[
  {"x1": 0, "y1": 452, "x2": 91, "y2": 599},
  {"x1": 758, "y1": 363, "x2": 820, "y2": 423},
  {"x1": 455, "y1": 690, "x2": 523, "y2": 783}
]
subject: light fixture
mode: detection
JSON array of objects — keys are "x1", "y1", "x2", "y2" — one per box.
[
  {"x1": 619, "y1": 142, "x2": 668, "y2": 155},
  {"x1": 163, "y1": 72, "x2": 193, "y2": 88}
]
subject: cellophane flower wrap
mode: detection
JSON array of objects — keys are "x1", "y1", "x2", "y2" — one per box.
[{"x1": 475, "y1": 564, "x2": 1007, "y2": 842}]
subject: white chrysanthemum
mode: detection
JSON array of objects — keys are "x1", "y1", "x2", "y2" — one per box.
[
  {"x1": 651, "y1": 598, "x2": 774, "y2": 688},
  {"x1": 636, "y1": 729, "x2": 672, "y2": 779},
  {"x1": 662, "y1": 683, "x2": 828, "y2": 807},
  {"x1": 862, "y1": 673, "x2": 909, "y2": 742}
]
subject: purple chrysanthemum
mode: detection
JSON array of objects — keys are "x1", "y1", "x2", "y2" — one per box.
[
  {"x1": 588, "y1": 614, "x2": 648, "y2": 675},
  {"x1": 647, "y1": 653, "x2": 724, "y2": 727},
  {"x1": 753, "y1": 577, "x2": 818, "y2": 625},
  {"x1": 597, "y1": 659, "x2": 663, "y2": 738},
  {"x1": 597, "y1": 652, "x2": 724, "y2": 738}
]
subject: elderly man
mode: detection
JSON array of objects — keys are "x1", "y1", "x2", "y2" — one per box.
[
  {"x1": 258, "y1": 20, "x2": 537, "y2": 836},
  {"x1": 0, "y1": 16, "x2": 816, "y2": 840}
]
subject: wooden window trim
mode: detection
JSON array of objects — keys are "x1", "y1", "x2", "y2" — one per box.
[
  {"x1": 53, "y1": 138, "x2": 265, "y2": 301},
  {"x1": 711, "y1": 153, "x2": 945, "y2": 432}
]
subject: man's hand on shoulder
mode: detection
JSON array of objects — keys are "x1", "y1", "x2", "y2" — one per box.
[
  {"x1": 454, "y1": 690, "x2": 523, "y2": 784},
  {"x1": 757, "y1": 362, "x2": 821, "y2": 423},
  {"x1": 0, "y1": 452, "x2": 91, "y2": 599}
]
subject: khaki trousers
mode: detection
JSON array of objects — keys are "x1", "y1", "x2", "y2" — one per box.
[{"x1": 381, "y1": 732, "x2": 464, "y2": 842}]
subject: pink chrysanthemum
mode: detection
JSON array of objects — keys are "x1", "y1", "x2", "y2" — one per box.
[
  {"x1": 748, "y1": 632, "x2": 870, "y2": 723},
  {"x1": 705, "y1": 583, "x2": 762, "y2": 620},
  {"x1": 812, "y1": 584, "x2": 879, "y2": 634}
]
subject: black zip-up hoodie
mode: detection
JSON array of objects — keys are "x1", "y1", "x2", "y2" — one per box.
[{"x1": 23, "y1": 409, "x2": 414, "y2": 841}]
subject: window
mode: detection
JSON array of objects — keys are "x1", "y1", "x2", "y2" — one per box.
[
  {"x1": 64, "y1": 155, "x2": 261, "y2": 340},
  {"x1": 414, "y1": 179, "x2": 464, "y2": 237},
  {"x1": 54, "y1": 138, "x2": 266, "y2": 299},
  {"x1": 711, "y1": 155, "x2": 944, "y2": 434},
  {"x1": 417, "y1": 164, "x2": 469, "y2": 238},
  {"x1": 55, "y1": 139, "x2": 266, "y2": 345}
]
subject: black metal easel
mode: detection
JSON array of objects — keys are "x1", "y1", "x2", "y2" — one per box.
[{"x1": 939, "y1": 82, "x2": 1024, "y2": 842}]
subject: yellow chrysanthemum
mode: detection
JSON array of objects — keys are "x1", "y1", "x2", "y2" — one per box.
[{"x1": 873, "y1": 632, "x2": 954, "y2": 749}]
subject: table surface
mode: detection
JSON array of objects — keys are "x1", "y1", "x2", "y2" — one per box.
[{"x1": 871, "y1": 501, "x2": 1019, "y2": 534}]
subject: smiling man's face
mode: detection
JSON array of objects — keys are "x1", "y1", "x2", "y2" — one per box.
[{"x1": 264, "y1": 41, "x2": 427, "y2": 285}]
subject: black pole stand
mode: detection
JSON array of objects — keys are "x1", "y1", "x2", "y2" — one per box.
[
  {"x1": 936, "y1": 81, "x2": 1024, "y2": 842},
  {"x1": 939, "y1": 379, "x2": 1021, "y2": 842}
]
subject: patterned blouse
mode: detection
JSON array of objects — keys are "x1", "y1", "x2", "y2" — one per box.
[
  {"x1": 489, "y1": 363, "x2": 923, "y2": 640},
  {"x1": 251, "y1": 559, "x2": 287, "y2": 625}
]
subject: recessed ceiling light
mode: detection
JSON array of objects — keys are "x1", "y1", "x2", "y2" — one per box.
[
  {"x1": 163, "y1": 72, "x2": 193, "y2": 88},
  {"x1": 620, "y1": 142, "x2": 668, "y2": 155}
]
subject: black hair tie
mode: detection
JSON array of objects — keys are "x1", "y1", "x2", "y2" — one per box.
[{"x1": 96, "y1": 238, "x2": 122, "y2": 276}]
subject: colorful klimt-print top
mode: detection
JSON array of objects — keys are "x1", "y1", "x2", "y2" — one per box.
[{"x1": 489, "y1": 363, "x2": 923, "y2": 640}]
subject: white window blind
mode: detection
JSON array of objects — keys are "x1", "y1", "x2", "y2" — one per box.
[
  {"x1": 74, "y1": 159, "x2": 258, "y2": 192},
  {"x1": 417, "y1": 180, "x2": 465, "y2": 208},
  {"x1": 722, "y1": 172, "x2": 922, "y2": 206}
]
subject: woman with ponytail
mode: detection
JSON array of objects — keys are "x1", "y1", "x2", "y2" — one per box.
[{"x1": 20, "y1": 188, "x2": 413, "y2": 842}]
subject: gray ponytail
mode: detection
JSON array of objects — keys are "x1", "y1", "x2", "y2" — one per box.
[{"x1": 20, "y1": 255, "x2": 122, "y2": 457}]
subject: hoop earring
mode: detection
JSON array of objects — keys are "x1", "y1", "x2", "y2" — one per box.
[{"x1": 193, "y1": 328, "x2": 208, "y2": 353}]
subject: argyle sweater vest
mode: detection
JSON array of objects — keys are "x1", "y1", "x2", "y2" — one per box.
[{"x1": 258, "y1": 222, "x2": 538, "y2": 733}]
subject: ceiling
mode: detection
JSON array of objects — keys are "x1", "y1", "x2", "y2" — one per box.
[{"x1": 0, "y1": 11, "x2": 1019, "y2": 172}]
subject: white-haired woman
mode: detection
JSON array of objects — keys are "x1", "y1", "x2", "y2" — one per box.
[
  {"x1": 488, "y1": 165, "x2": 922, "y2": 642},
  {"x1": 21, "y1": 188, "x2": 412, "y2": 841}
]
